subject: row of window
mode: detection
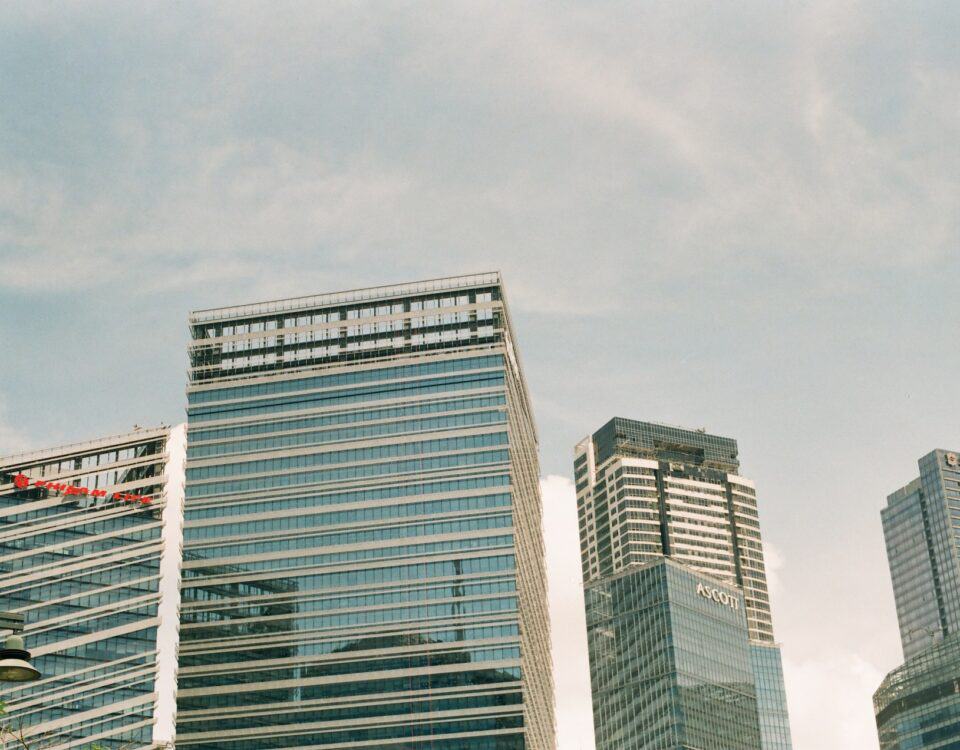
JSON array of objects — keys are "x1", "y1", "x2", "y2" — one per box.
[
  {"x1": 187, "y1": 432, "x2": 508, "y2": 481},
  {"x1": 184, "y1": 492, "x2": 512, "y2": 541},
  {"x1": 177, "y1": 689, "x2": 521, "y2": 736},
  {"x1": 183, "y1": 579, "x2": 516, "y2": 623},
  {"x1": 181, "y1": 555, "x2": 516, "y2": 598},
  {"x1": 188, "y1": 373, "x2": 506, "y2": 423},
  {"x1": 190, "y1": 354, "x2": 502, "y2": 405},
  {"x1": 185, "y1": 474, "x2": 511, "y2": 521},
  {"x1": 220, "y1": 329, "x2": 499, "y2": 370},
  {"x1": 189, "y1": 513, "x2": 514, "y2": 559},
  {"x1": 183, "y1": 534, "x2": 516, "y2": 576},
  {"x1": 185, "y1": 449, "x2": 510, "y2": 499},
  {"x1": 180, "y1": 646, "x2": 521, "y2": 690},
  {"x1": 187, "y1": 410, "x2": 505, "y2": 460},
  {"x1": 184, "y1": 596, "x2": 519, "y2": 637}
]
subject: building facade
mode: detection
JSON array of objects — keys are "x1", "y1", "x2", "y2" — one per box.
[
  {"x1": 586, "y1": 558, "x2": 762, "y2": 750},
  {"x1": 175, "y1": 273, "x2": 555, "y2": 749},
  {"x1": 574, "y1": 418, "x2": 792, "y2": 750},
  {"x1": 882, "y1": 449, "x2": 960, "y2": 660},
  {"x1": 874, "y1": 448, "x2": 960, "y2": 747},
  {"x1": 874, "y1": 632, "x2": 960, "y2": 749},
  {"x1": 0, "y1": 426, "x2": 185, "y2": 749}
]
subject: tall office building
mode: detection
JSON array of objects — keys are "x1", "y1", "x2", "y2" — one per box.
[
  {"x1": 873, "y1": 448, "x2": 960, "y2": 747},
  {"x1": 0, "y1": 426, "x2": 185, "y2": 749},
  {"x1": 882, "y1": 449, "x2": 960, "y2": 660},
  {"x1": 176, "y1": 273, "x2": 554, "y2": 749},
  {"x1": 575, "y1": 418, "x2": 792, "y2": 750}
]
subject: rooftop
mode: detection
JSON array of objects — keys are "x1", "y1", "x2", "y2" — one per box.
[
  {"x1": 0, "y1": 425, "x2": 173, "y2": 468},
  {"x1": 189, "y1": 272, "x2": 503, "y2": 323}
]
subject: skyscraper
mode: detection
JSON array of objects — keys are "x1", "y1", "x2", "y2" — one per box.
[
  {"x1": 575, "y1": 418, "x2": 792, "y2": 750},
  {"x1": 0, "y1": 426, "x2": 185, "y2": 749},
  {"x1": 176, "y1": 273, "x2": 554, "y2": 749},
  {"x1": 882, "y1": 449, "x2": 960, "y2": 659},
  {"x1": 873, "y1": 448, "x2": 960, "y2": 748}
]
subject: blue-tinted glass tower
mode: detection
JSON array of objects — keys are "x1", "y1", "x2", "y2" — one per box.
[
  {"x1": 586, "y1": 558, "x2": 762, "y2": 749},
  {"x1": 874, "y1": 448, "x2": 960, "y2": 747},
  {"x1": 882, "y1": 450, "x2": 960, "y2": 660},
  {"x1": 175, "y1": 274, "x2": 554, "y2": 749}
]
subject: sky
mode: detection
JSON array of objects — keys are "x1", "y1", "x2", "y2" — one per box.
[{"x1": 1, "y1": 2, "x2": 958, "y2": 747}]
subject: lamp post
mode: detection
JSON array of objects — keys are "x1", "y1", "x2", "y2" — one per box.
[{"x1": 0, "y1": 613, "x2": 40, "y2": 683}]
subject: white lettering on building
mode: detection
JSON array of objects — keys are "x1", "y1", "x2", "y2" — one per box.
[{"x1": 696, "y1": 582, "x2": 740, "y2": 611}]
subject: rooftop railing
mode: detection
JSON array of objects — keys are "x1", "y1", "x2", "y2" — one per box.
[{"x1": 189, "y1": 272, "x2": 502, "y2": 323}]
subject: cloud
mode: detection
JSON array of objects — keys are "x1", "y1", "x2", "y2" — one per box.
[
  {"x1": 763, "y1": 540, "x2": 785, "y2": 599},
  {"x1": 783, "y1": 651, "x2": 884, "y2": 750},
  {"x1": 0, "y1": 1, "x2": 955, "y2": 315},
  {"x1": 0, "y1": 396, "x2": 33, "y2": 458}
]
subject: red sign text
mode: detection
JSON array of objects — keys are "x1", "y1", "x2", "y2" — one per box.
[{"x1": 12, "y1": 473, "x2": 152, "y2": 505}]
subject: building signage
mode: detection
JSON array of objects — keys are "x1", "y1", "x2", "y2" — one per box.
[
  {"x1": 946, "y1": 453, "x2": 959, "y2": 467},
  {"x1": 11, "y1": 473, "x2": 152, "y2": 505},
  {"x1": 696, "y1": 582, "x2": 739, "y2": 611}
]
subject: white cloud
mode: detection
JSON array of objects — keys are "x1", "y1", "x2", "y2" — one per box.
[
  {"x1": 0, "y1": 1, "x2": 954, "y2": 314},
  {"x1": 763, "y1": 540, "x2": 785, "y2": 599},
  {"x1": 0, "y1": 395, "x2": 33, "y2": 458},
  {"x1": 783, "y1": 651, "x2": 884, "y2": 750}
]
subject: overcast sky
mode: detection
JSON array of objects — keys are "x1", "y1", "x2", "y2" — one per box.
[{"x1": 1, "y1": 3, "x2": 958, "y2": 748}]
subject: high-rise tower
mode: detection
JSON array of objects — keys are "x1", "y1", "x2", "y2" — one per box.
[
  {"x1": 874, "y1": 449, "x2": 960, "y2": 748},
  {"x1": 176, "y1": 273, "x2": 554, "y2": 749},
  {"x1": 575, "y1": 418, "x2": 792, "y2": 750},
  {"x1": 882, "y1": 449, "x2": 960, "y2": 660}
]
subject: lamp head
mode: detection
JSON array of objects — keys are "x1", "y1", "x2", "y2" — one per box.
[{"x1": 0, "y1": 634, "x2": 41, "y2": 682}]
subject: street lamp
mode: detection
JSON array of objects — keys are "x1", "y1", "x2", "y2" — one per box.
[{"x1": 0, "y1": 613, "x2": 40, "y2": 682}]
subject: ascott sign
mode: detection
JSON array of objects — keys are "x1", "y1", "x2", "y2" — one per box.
[
  {"x1": 696, "y1": 582, "x2": 740, "y2": 612},
  {"x1": 11, "y1": 473, "x2": 152, "y2": 505}
]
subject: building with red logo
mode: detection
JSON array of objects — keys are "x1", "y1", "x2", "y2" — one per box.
[{"x1": 0, "y1": 425, "x2": 185, "y2": 748}]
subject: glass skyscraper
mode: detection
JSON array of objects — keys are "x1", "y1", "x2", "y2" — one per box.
[
  {"x1": 882, "y1": 449, "x2": 960, "y2": 660},
  {"x1": 574, "y1": 418, "x2": 792, "y2": 750},
  {"x1": 874, "y1": 448, "x2": 960, "y2": 747},
  {"x1": 0, "y1": 426, "x2": 185, "y2": 748},
  {"x1": 586, "y1": 558, "x2": 762, "y2": 749},
  {"x1": 175, "y1": 273, "x2": 554, "y2": 749}
]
